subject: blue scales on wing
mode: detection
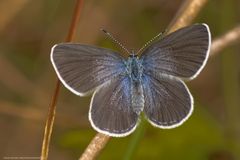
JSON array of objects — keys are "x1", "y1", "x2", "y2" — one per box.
[
  {"x1": 142, "y1": 74, "x2": 192, "y2": 128},
  {"x1": 50, "y1": 24, "x2": 211, "y2": 135},
  {"x1": 51, "y1": 43, "x2": 126, "y2": 96},
  {"x1": 51, "y1": 43, "x2": 142, "y2": 136},
  {"x1": 89, "y1": 76, "x2": 139, "y2": 137},
  {"x1": 141, "y1": 24, "x2": 210, "y2": 80},
  {"x1": 140, "y1": 24, "x2": 211, "y2": 128}
]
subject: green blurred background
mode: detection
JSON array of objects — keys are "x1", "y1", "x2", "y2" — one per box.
[{"x1": 0, "y1": 0, "x2": 240, "y2": 159}]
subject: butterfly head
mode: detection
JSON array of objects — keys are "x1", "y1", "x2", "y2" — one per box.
[{"x1": 129, "y1": 50, "x2": 138, "y2": 58}]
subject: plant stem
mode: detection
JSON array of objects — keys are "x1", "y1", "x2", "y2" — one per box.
[
  {"x1": 65, "y1": 0, "x2": 84, "y2": 42},
  {"x1": 79, "y1": 133, "x2": 110, "y2": 160},
  {"x1": 122, "y1": 119, "x2": 147, "y2": 160},
  {"x1": 167, "y1": 0, "x2": 208, "y2": 34},
  {"x1": 79, "y1": 0, "x2": 208, "y2": 159},
  {"x1": 41, "y1": 80, "x2": 60, "y2": 160},
  {"x1": 40, "y1": 0, "x2": 84, "y2": 160},
  {"x1": 210, "y1": 25, "x2": 240, "y2": 56}
]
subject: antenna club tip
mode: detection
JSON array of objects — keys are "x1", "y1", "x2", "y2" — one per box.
[{"x1": 100, "y1": 28, "x2": 107, "y2": 33}]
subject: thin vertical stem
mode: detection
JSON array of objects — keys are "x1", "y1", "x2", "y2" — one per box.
[
  {"x1": 40, "y1": 0, "x2": 84, "y2": 160},
  {"x1": 79, "y1": 0, "x2": 209, "y2": 160},
  {"x1": 122, "y1": 119, "x2": 147, "y2": 160},
  {"x1": 65, "y1": 0, "x2": 83, "y2": 42},
  {"x1": 41, "y1": 80, "x2": 60, "y2": 160}
]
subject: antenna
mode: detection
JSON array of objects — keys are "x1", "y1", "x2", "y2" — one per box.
[
  {"x1": 136, "y1": 30, "x2": 165, "y2": 55},
  {"x1": 101, "y1": 28, "x2": 131, "y2": 55}
]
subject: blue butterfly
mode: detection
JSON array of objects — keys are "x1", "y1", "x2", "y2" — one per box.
[{"x1": 51, "y1": 24, "x2": 211, "y2": 137}]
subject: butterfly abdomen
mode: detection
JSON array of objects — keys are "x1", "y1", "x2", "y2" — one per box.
[
  {"x1": 131, "y1": 82, "x2": 144, "y2": 114},
  {"x1": 126, "y1": 56, "x2": 144, "y2": 114}
]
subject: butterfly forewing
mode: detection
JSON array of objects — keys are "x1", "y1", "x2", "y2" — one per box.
[
  {"x1": 89, "y1": 76, "x2": 139, "y2": 137},
  {"x1": 142, "y1": 74, "x2": 193, "y2": 128},
  {"x1": 141, "y1": 24, "x2": 211, "y2": 80},
  {"x1": 51, "y1": 43, "x2": 126, "y2": 96}
]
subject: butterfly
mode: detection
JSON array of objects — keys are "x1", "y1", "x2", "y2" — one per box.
[{"x1": 50, "y1": 24, "x2": 211, "y2": 137}]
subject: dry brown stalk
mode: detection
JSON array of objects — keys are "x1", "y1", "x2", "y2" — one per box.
[
  {"x1": 41, "y1": 80, "x2": 60, "y2": 160},
  {"x1": 210, "y1": 25, "x2": 240, "y2": 56},
  {"x1": 79, "y1": 0, "x2": 208, "y2": 160},
  {"x1": 79, "y1": 133, "x2": 110, "y2": 160},
  {"x1": 40, "y1": 0, "x2": 84, "y2": 160},
  {"x1": 167, "y1": 0, "x2": 208, "y2": 33}
]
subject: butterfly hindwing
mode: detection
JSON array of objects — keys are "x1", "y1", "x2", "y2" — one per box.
[
  {"x1": 141, "y1": 24, "x2": 211, "y2": 80},
  {"x1": 89, "y1": 76, "x2": 139, "y2": 137},
  {"x1": 51, "y1": 43, "x2": 126, "y2": 96},
  {"x1": 142, "y1": 74, "x2": 193, "y2": 128}
]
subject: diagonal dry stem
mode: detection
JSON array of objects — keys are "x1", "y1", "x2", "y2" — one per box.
[
  {"x1": 40, "y1": 0, "x2": 84, "y2": 160},
  {"x1": 210, "y1": 25, "x2": 240, "y2": 56},
  {"x1": 167, "y1": 0, "x2": 208, "y2": 34},
  {"x1": 79, "y1": 133, "x2": 110, "y2": 160},
  {"x1": 79, "y1": 0, "x2": 208, "y2": 160}
]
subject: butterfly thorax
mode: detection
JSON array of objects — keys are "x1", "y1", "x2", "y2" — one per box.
[
  {"x1": 125, "y1": 54, "x2": 144, "y2": 114},
  {"x1": 126, "y1": 54, "x2": 143, "y2": 82}
]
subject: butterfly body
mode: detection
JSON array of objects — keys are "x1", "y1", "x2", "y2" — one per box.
[
  {"x1": 51, "y1": 24, "x2": 211, "y2": 137},
  {"x1": 125, "y1": 54, "x2": 145, "y2": 114}
]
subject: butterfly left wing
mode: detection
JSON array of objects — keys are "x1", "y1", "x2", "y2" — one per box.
[
  {"x1": 51, "y1": 43, "x2": 126, "y2": 96},
  {"x1": 89, "y1": 76, "x2": 139, "y2": 137}
]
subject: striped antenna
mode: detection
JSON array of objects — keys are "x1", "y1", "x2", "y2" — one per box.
[
  {"x1": 136, "y1": 31, "x2": 165, "y2": 55},
  {"x1": 101, "y1": 29, "x2": 131, "y2": 55}
]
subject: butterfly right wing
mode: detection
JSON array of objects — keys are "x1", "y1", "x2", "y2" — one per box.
[
  {"x1": 142, "y1": 73, "x2": 193, "y2": 128},
  {"x1": 51, "y1": 43, "x2": 126, "y2": 96},
  {"x1": 140, "y1": 24, "x2": 210, "y2": 80},
  {"x1": 139, "y1": 24, "x2": 210, "y2": 128}
]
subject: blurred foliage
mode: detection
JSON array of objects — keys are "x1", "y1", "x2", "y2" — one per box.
[{"x1": 0, "y1": 0, "x2": 240, "y2": 160}]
